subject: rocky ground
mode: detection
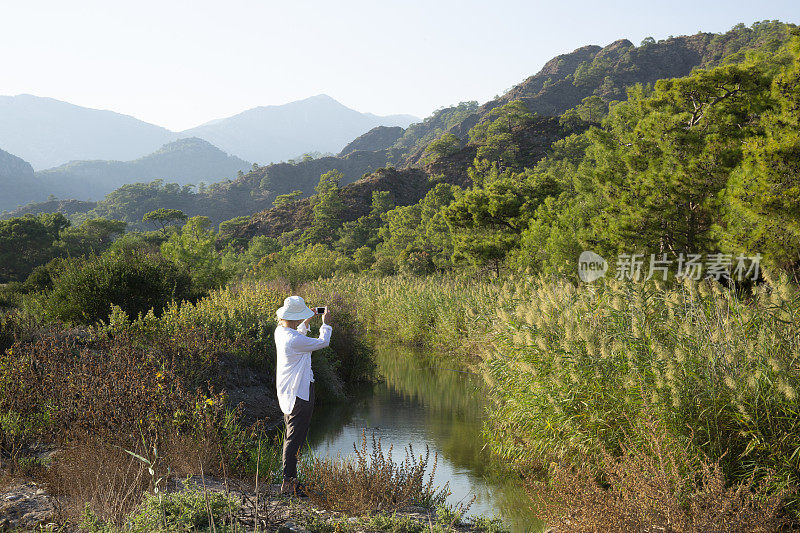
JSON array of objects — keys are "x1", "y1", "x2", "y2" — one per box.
[
  {"x1": 0, "y1": 480, "x2": 55, "y2": 531},
  {"x1": 0, "y1": 473, "x2": 494, "y2": 532}
]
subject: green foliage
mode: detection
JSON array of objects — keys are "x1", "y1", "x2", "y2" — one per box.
[
  {"x1": 303, "y1": 170, "x2": 345, "y2": 245},
  {"x1": 106, "y1": 230, "x2": 166, "y2": 256},
  {"x1": 142, "y1": 208, "x2": 188, "y2": 234},
  {"x1": 161, "y1": 216, "x2": 230, "y2": 294},
  {"x1": 392, "y1": 101, "x2": 479, "y2": 156},
  {"x1": 445, "y1": 165, "x2": 559, "y2": 274},
  {"x1": 377, "y1": 184, "x2": 458, "y2": 274},
  {"x1": 336, "y1": 191, "x2": 393, "y2": 254},
  {"x1": 468, "y1": 101, "x2": 536, "y2": 168},
  {"x1": 221, "y1": 235, "x2": 282, "y2": 277},
  {"x1": 589, "y1": 65, "x2": 772, "y2": 257},
  {"x1": 57, "y1": 218, "x2": 127, "y2": 257},
  {"x1": 720, "y1": 32, "x2": 800, "y2": 274},
  {"x1": 79, "y1": 181, "x2": 198, "y2": 231},
  {"x1": 34, "y1": 250, "x2": 193, "y2": 325},
  {"x1": 217, "y1": 215, "x2": 250, "y2": 236},
  {"x1": 78, "y1": 485, "x2": 244, "y2": 532},
  {"x1": 482, "y1": 277, "x2": 800, "y2": 505},
  {"x1": 273, "y1": 189, "x2": 303, "y2": 208},
  {"x1": 127, "y1": 487, "x2": 240, "y2": 532},
  {"x1": 420, "y1": 133, "x2": 462, "y2": 164},
  {"x1": 353, "y1": 246, "x2": 375, "y2": 271},
  {"x1": 255, "y1": 243, "x2": 354, "y2": 286},
  {"x1": 154, "y1": 278, "x2": 373, "y2": 394},
  {"x1": 0, "y1": 311, "x2": 33, "y2": 352},
  {"x1": 572, "y1": 57, "x2": 614, "y2": 88},
  {"x1": 0, "y1": 213, "x2": 70, "y2": 282},
  {"x1": 559, "y1": 95, "x2": 609, "y2": 128},
  {"x1": 707, "y1": 20, "x2": 796, "y2": 70},
  {"x1": 309, "y1": 273, "x2": 800, "y2": 516}
]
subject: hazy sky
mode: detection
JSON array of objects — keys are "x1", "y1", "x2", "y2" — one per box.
[{"x1": 3, "y1": 0, "x2": 797, "y2": 131}]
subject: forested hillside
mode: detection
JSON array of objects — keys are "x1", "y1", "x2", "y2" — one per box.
[
  {"x1": 0, "y1": 148, "x2": 43, "y2": 211},
  {"x1": 3, "y1": 21, "x2": 797, "y2": 277},
  {"x1": 3, "y1": 148, "x2": 391, "y2": 229},
  {"x1": 8, "y1": 21, "x2": 790, "y2": 230},
  {"x1": 448, "y1": 20, "x2": 793, "y2": 136},
  {"x1": 221, "y1": 20, "x2": 799, "y2": 281},
  {"x1": 35, "y1": 138, "x2": 251, "y2": 200}
]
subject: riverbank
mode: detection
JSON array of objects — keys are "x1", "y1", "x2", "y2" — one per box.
[
  {"x1": 0, "y1": 474, "x2": 504, "y2": 532},
  {"x1": 304, "y1": 273, "x2": 800, "y2": 530},
  {"x1": 0, "y1": 279, "x2": 507, "y2": 531}
]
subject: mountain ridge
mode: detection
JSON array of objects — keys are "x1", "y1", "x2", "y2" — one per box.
[
  {"x1": 0, "y1": 93, "x2": 419, "y2": 170},
  {"x1": 34, "y1": 137, "x2": 252, "y2": 201},
  {"x1": 3, "y1": 21, "x2": 794, "y2": 233},
  {"x1": 181, "y1": 94, "x2": 417, "y2": 164}
]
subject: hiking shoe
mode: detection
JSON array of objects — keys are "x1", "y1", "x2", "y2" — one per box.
[
  {"x1": 280, "y1": 478, "x2": 296, "y2": 495},
  {"x1": 293, "y1": 482, "x2": 307, "y2": 497}
]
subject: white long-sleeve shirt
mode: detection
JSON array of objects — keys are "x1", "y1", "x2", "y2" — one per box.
[{"x1": 274, "y1": 322, "x2": 332, "y2": 415}]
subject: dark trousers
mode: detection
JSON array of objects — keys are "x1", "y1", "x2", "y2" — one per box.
[{"x1": 282, "y1": 382, "x2": 315, "y2": 481}]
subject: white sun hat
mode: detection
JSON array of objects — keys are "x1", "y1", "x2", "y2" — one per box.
[{"x1": 276, "y1": 295, "x2": 314, "y2": 321}]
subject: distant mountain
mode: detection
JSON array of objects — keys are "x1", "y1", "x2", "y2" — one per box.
[
  {"x1": 35, "y1": 138, "x2": 251, "y2": 201},
  {"x1": 2, "y1": 148, "x2": 390, "y2": 228},
  {"x1": 0, "y1": 94, "x2": 418, "y2": 173},
  {"x1": 181, "y1": 94, "x2": 417, "y2": 165},
  {"x1": 0, "y1": 95, "x2": 176, "y2": 170},
  {"x1": 0, "y1": 148, "x2": 48, "y2": 212}
]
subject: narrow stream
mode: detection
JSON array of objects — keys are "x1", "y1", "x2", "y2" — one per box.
[{"x1": 308, "y1": 342, "x2": 543, "y2": 531}]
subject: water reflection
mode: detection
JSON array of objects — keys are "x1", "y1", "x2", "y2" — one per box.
[{"x1": 308, "y1": 342, "x2": 543, "y2": 532}]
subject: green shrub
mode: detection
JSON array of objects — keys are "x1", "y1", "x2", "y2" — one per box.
[
  {"x1": 35, "y1": 250, "x2": 193, "y2": 325},
  {"x1": 0, "y1": 310, "x2": 34, "y2": 353},
  {"x1": 159, "y1": 279, "x2": 288, "y2": 369},
  {"x1": 253, "y1": 243, "x2": 355, "y2": 286},
  {"x1": 128, "y1": 487, "x2": 240, "y2": 532},
  {"x1": 157, "y1": 279, "x2": 374, "y2": 395},
  {"x1": 79, "y1": 487, "x2": 242, "y2": 533}
]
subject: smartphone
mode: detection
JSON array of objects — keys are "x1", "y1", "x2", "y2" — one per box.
[{"x1": 315, "y1": 307, "x2": 326, "y2": 314}]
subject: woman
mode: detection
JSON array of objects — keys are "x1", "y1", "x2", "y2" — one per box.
[{"x1": 274, "y1": 295, "x2": 332, "y2": 495}]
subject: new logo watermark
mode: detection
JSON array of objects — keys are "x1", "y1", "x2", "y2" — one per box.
[
  {"x1": 578, "y1": 251, "x2": 608, "y2": 282},
  {"x1": 577, "y1": 252, "x2": 762, "y2": 282}
]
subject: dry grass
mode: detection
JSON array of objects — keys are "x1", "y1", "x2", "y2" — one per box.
[
  {"x1": 530, "y1": 417, "x2": 789, "y2": 533},
  {"x1": 305, "y1": 431, "x2": 450, "y2": 515},
  {"x1": 0, "y1": 323, "x2": 270, "y2": 527},
  {"x1": 42, "y1": 429, "x2": 257, "y2": 526},
  {"x1": 44, "y1": 438, "x2": 150, "y2": 525}
]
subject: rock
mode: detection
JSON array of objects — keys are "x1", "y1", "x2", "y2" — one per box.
[
  {"x1": 277, "y1": 520, "x2": 310, "y2": 533},
  {"x1": 0, "y1": 482, "x2": 54, "y2": 531}
]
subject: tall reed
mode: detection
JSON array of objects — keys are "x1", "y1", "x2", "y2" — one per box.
[{"x1": 307, "y1": 273, "x2": 800, "y2": 512}]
